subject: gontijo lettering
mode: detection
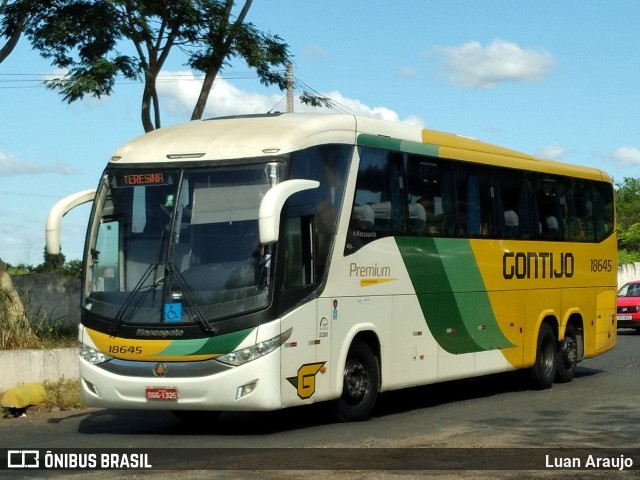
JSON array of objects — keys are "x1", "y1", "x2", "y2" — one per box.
[{"x1": 503, "y1": 251, "x2": 574, "y2": 279}]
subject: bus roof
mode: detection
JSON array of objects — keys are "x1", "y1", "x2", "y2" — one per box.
[
  {"x1": 110, "y1": 113, "x2": 358, "y2": 164},
  {"x1": 109, "y1": 113, "x2": 611, "y2": 183}
]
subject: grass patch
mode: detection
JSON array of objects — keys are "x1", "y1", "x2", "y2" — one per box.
[
  {"x1": 1, "y1": 285, "x2": 76, "y2": 350},
  {"x1": 0, "y1": 288, "x2": 41, "y2": 350},
  {"x1": 40, "y1": 378, "x2": 84, "y2": 411}
]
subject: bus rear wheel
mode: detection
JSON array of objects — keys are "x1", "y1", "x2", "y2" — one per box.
[
  {"x1": 555, "y1": 323, "x2": 577, "y2": 383},
  {"x1": 335, "y1": 340, "x2": 379, "y2": 422},
  {"x1": 530, "y1": 322, "x2": 557, "y2": 390}
]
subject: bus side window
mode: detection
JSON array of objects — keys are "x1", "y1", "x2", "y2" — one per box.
[
  {"x1": 282, "y1": 215, "x2": 314, "y2": 289},
  {"x1": 346, "y1": 148, "x2": 404, "y2": 254},
  {"x1": 452, "y1": 164, "x2": 495, "y2": 237},
  {"x1": 535, "y1": 175, "x2": 565, "y2": 241},
  {"x1": 290, "y1": 144, "x2": 352, "y2": 272},
  {"x1": 566, "y1": 180, "x2": 594, "y2": 241},
  {"x1": 405, "y1": 156, "x2": 447, "y2": 237},
  {"x1": 495, "y1": 169, "x2": 533, "y2": 239},
  {"x1": 593, "y1": 182, "x2": 615, "y2": 240}
]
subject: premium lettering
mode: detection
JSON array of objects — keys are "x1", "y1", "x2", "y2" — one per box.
[
  {"x1": 349, "y1": 262, "x2": 391, "y2": 278},
  {"x1": 503, "y1": 252, "x2": 574, "y2": 279}
]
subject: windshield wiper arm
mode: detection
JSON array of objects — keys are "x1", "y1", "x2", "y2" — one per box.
[
  {"x1": 168, "y1": 266, "x2": 218, "y2": 335},
  {"x1": 109, "y1": 262, "x2": 159, "y2": 335}
]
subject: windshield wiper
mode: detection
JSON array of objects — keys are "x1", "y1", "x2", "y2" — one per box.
[
  {"x1": 108, "y1": 262, "x2": 217, "y2": 336},
  {"x1": 168, "y1": 265, "x2": 218, "y2": 335},
  {"x1": 109, "y1": 262, "x2": 159, "y2": 335}
]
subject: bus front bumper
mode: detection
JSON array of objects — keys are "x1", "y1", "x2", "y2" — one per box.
[{"x1": 79, "y1": 351, "x2": 283, "y2": 412}]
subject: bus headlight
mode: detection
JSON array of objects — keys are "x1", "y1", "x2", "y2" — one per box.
[
  {"x1": 216, "y1": 328, "x2": 292, "y2": 367},
  {"x1": 79, "y1": 342, "x2": 113, "y2": 365}
]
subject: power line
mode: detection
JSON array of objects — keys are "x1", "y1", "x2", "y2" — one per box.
[
  {"x1": 293, "y1": 76, "x2": 354, "y2": 115},
  {"x1": 0, "y1": 70, "x2": 353, "y2": 114},
  {"x1": 0, "y1": 70, "x2": 284, "y2": 88}
]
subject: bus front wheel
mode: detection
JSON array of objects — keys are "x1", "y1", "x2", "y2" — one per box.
[
  {"x1": 335, "y1": 340, "x2": 379, "y2": 422},
  {"x1": 530, "y1": 322, "x2": 557, "y2": 390}
]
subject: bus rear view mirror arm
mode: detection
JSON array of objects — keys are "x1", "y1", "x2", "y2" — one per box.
[
  {"x1": 259, "y1": 179, "x2": 319, "y2": 244},
  {"x1": 46, "y1": 189, "x2": 97, "y2": 255}
]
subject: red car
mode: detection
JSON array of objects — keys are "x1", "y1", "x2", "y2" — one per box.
[{"x1": 617, "y1": 280, "x2": 640, "y2": 331}]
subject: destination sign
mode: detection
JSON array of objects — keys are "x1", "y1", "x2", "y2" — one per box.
[{"x1": 118, "y1": 172, "x2": 167, "y2": 186}]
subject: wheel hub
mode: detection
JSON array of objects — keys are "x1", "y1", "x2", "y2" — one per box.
[{"x1": 344, "y1": 361, "x2": 368, "y2": 402}]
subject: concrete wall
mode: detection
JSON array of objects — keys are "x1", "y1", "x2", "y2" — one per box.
[
  {"x1": 1, "y1": 274, "x2": 81, "y2": 391},
  {"x1": 11, "y1": 273, "x2": 81, "y2": 331},
  {"x1": 0, "y1": 348, "x2": 78, "y2": 391},
  {"x1": 619, "y1": 262, "x2": 640, "y2": 287}
]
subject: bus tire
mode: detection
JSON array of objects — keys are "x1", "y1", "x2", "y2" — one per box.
[
  {"x1": 335, "y1": 340, "x2": 379, "y2": 422},
  {"x1": 529, "y1": 322, "x2": 557, "y2": 390},
  {"x1": 555, "y1": 323, "x2": 577, "y2": 383}
]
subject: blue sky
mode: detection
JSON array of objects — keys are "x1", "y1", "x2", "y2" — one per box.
[{"x1": 1, "y1": 1, "x2": 639, "y2": 265}]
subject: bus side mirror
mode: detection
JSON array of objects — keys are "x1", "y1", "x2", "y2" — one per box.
[
  {"x1": 259, "y1": 179, "x2": 319, "y2": 244},
  {"x1": 45, "y1": 189, "x2": 96, "y2": 255}
]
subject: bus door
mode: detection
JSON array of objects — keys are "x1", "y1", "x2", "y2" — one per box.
[{"x1": 279, "y1": 213, "x2": 332, "y2": 406}]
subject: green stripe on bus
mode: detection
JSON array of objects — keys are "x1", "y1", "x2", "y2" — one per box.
[
  {"x1": 158, "y1": 327, "x2": 254, "y2": 356},
  {"x1": 395, "y1": 237, "x2": 513, "y2": 354},
  {"x1": 357, "y1": 134, "x2": 440, "y2": 157}
]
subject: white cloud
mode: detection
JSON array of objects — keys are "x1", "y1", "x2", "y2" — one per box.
[
  {"x1": 536, "y1": 145, "x2": 568, "y2": 161},
  {"x1": 612, "y1": 147, "x2": 640, "y2": 167},
  {"x1": 302, "y1": 44, "x2": 329, "y2": 60},
  {"x1": 157, "y1": 70, "x2": 426, "y2": 127},
  {"x1": 302, "y1": 90, "x2": 425, "y2": 126},
  {"x1": 157, "y1": 71, "x2": 283, "y2": 117},
  {"x1": 437, "y1": 39, "x2": 555, "y2": 88},
  {"x1": 0, "y1": 151, "x2": 79, "y2": 176},
  {"x1": 399, "y1": 66, "x2": 419, "y2": 80}
]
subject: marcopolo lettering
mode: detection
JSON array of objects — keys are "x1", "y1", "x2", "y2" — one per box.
[
  {"x1": 135, "y1": 328, "x2": 184, "y2": 337},
  {"x1": 503, "y1": 251, "x2": 574, "y2": 280}
]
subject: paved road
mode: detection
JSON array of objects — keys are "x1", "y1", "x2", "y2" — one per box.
[{"x1": 2, "y1": 330, "x2": 640, "y2": 479}]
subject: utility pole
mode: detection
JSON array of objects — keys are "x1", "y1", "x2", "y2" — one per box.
[{"x1": 286, "y1": 63, "x2": 294, "y2": 113}]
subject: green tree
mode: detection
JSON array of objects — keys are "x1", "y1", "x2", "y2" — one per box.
[
  {"x1": 619, "y1": 223, "x2": 640, "y2": 251},
  {"x1": 63, "y1": 259, "x2": 82, "y2": 278},
  {"x1": 615, "y1": 177, "x2": 640, "y2": 263},
  {"x1": 616, "y1": 177, "x2": 640, "y2": 230},
  {"x1": 7, "y1": 0, "x2": 322, "y2": 132},
  {"x1": 36, "y1": 247, "x2": 65, "y2": 273},
  {"x1": 0, "y1": 0, "x2": 25, "y2": 63}
]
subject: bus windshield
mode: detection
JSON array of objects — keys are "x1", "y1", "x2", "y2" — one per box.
[{"x1": 84, "y1": 162, "x2": 283, "y2": 328}]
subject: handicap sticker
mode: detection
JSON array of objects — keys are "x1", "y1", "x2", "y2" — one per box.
[{"x1": 164, "y1": 303, "x2": 182, "y2": 323}]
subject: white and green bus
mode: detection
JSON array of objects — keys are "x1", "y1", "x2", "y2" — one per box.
[{"x1": 47, "y1": 113, "x2": 617, "y2": 421}]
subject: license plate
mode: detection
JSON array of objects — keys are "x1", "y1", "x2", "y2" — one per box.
[
  {"x1": 145, "y1": 387, "x2": 179, "y2": 401},
  {"x1": 617, "y1": 314, "x2": 632, "y2": 321}
]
